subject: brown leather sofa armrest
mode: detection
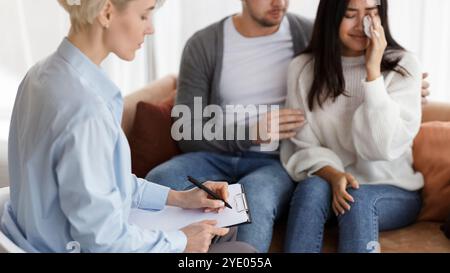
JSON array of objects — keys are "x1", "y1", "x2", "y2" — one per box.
[
  {"x1": 121, "y1": 74, "x2": 177, "y2": 137},
  {"x1": 422, "y1": 101, "x2": 450, "y2": 123}
]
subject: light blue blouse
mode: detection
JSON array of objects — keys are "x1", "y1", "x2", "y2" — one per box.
[{"x1": 0, "y1": 38, "x2": 187, "y2": 253}]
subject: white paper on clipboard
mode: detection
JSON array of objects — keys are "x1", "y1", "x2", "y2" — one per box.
[{"x1": 129, "y1": 184, "x2": 251, "y2": 232}]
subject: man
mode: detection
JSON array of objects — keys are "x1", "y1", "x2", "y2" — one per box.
[
  {"x1": 147, "y1": 0, "x2": 309, "y2": 253},
  {"x1": 147, "y1": 0, "x2": 430, "y2": 252}
]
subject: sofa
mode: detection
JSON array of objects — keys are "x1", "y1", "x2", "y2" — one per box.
[{"x1": 122, "y1": 75, "x2": 450, "y2": 253}]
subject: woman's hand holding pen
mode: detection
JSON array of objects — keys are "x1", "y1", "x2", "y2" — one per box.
[
  {"x1": 167, "y1": 181, "x2": 229, "y2": 213},
  {"x1": 365, "y1": 14, "x2": 387, "y2": 82}
]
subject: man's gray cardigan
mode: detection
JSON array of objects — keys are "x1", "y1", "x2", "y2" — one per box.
[{"x1": 175, "y1": 13, "x2": 313, "y2": 154}]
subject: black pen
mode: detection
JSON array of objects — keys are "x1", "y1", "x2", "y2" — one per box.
[{"x1": 187, "y1": 176, "x2": 233, "y2": 209}]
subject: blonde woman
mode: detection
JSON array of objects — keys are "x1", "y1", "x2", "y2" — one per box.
[{"x1": 0, "y1": 0, "x2": 256, "y2": 253}]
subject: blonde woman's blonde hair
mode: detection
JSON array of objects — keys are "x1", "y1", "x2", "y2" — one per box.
[{"x1": 57, "y1": 0, "x2": 165, "y2": 33}]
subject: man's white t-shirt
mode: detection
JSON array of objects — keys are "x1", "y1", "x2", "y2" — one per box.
[{"x1": 220, "y1": 16, "x2": 294, "y2": 151}]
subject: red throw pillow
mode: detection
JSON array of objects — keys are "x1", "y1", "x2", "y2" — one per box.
[
  {"x1": 128, "y1": 99, "x2": 181, "y2": 178},
  {"x1": 413, "y1": 122, "x2": 450, "y2": 222}
]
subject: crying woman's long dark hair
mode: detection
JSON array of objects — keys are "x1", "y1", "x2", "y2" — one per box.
[{"x1": 303, "y1": 0, "x2": 409, "y2": 111}]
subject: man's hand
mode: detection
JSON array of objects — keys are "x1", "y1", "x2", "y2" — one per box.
[
  {"x1": 253, "y1": 109, "x2": 305, "y2": 144},
  {"x1": 181, "y1": 220, "x2": 230, "y2": 253},
  {"x1": 167, "y1": 181, "x2": 229, "y2": 213},
  {"x1": 422, "y1": 72, "x2": 431, "y2": 105}
]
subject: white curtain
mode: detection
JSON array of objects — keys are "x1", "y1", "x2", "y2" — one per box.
[
  {"x1": 153, "y1": 0, "x2": 450, "y2": 102},
  {"x1": 389, "y1": 0, "x2": 450, "y2": 103},
  {"x1": 0, "y1": 0, "x2": 154, "y2": 141}
]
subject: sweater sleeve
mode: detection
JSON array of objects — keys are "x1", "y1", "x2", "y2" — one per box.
[
  {"x1": 351, "y1": 53, "x2": 422, "y2": 161},
  {"x1": 281, "y1": 56, "x2": 345, "y2": 182}
]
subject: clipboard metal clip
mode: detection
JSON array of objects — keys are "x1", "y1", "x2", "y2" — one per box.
[{"x1": 234, "y1": 193, "x2": 248, "y2": 213}]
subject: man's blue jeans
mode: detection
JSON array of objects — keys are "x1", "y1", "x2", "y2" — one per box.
[
  {"x1": 146, "y1": 151, "x2": 295, "y2": 253},
  {"x1": 284, "y1": 176, "x2": 422, "y2": 253}
]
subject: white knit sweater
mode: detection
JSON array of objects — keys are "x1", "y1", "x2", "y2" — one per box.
[{"x1": 281, "y1": 51, "x2": 424, "y2": 191}]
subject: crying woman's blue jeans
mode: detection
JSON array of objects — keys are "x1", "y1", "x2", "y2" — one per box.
[{"x1": 284, "y1": 176, "x2": 422, "y2": 253}]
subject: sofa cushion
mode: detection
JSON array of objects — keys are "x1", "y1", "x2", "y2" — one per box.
[
  {"x1": 128, "y1": 99, "x2": 181, "y2": 178},
  {"x1": 413, "y1": 122, "x2": 450, "y2": 222},
  {"x1": 270, "y1": 221, "x2": 450, "y2": 253}
]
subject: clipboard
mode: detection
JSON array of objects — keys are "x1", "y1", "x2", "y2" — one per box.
[
  {"x1": 129, "y1": 184, "x2": 252, "y2": 231},
  {"x1": 227, "y1": 184, "x2": 252, "y2": 228}
]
